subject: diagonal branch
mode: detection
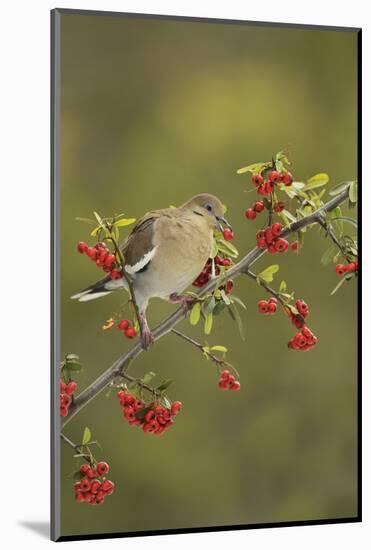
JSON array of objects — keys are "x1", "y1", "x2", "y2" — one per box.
[{"x1": 62, "y1": 188, "x2": 349, "y2": 427}]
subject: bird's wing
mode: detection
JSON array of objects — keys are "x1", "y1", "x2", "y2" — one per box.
[{"x1": 121, "y1": 210, "x2": 165, "y2": 275}]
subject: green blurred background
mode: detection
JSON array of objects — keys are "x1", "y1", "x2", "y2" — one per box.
[{"x1": 59, "y1": 13, "x2": 358, "y2": 537}]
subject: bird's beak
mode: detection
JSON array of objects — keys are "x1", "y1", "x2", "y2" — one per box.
[{"x1": 216, "y1": 215, "x2": 232, "y2": 232}]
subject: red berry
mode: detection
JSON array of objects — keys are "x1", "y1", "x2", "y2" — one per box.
[
  {"x1": 86, "y1": 468, "x2": 98, "y2": 479},
  {"x1": 104, "y1": 254, "x2": 116, "y2": 268},
  {"x1": 80, "y1": 464, "x2": 90, "y2": 475},
  {"x1": 245, "y1": 208, "x2": 256, "y2": 220},
  {"x1": 87, "y1": 247, "x2": 98, "y2": 260},
  {"x1": 274, "y1": 201, "x2": 285, "y2": 213},
  {"x1": 90, "y1": 480, "x2": 101, "y2": 494},
  {"x1": 77, "y1": 241, "x2": 88, "y2": 254},
  {"x1": 252, "y1": 173, "x2": 264, "y2": 186},
  {"x1": 296, "y1": 299, "x2": 309, "y2": 317},
  {"x1": 225, "y1": 280, "x2": 234, "y2": 295},
  {"x1": 257, "y1": 185, "x2": 267, "y2": 196},
  {"x1": 254, "y1": 201, "x2": 265, "y2": 213},
  {"x1": 60, "y1": 380, "x2": 66, "y2": 392},
  {"x1": 220, "y1": 370, "x2": 230, "y2": 380},
  {"x1": 145, "y1": 410, "x2": 155, "y2": 422},
  {"x1": 133, "y1": 399, "x2": 144, "y2": 411},
  {"x1": 264, "y1": 228, "x2": 274, "y2": 244},
  {"x1": 60, "y1": 405, "x2": 68, "y2": 417},
  {"x1": 268, "y1": 243, "x2": 277, "y2": 254},
  {"x1": 268, "y1": 302, "x2": 277, "y2": 314},
  {"x1": 271, "y1": 222, "x2": 282, "y2": 237},
  {"x1": 61, "y1": 394, "x2": 71, "y2": 407},
  {"x1": 268, "y1": 297, "x2": 278, "y2": 304},
  {"x1": 220, "y1": 257, "x2": 232, "y2": 266},
  {"x1": 97, "y1": 461, "x2": 109, "y2": 476},
  {"x1": 230, "y1": 381, "x2": 241, "y2": 391},
  {"x1": 171, "y1": 401, "x2": 183, "y2": 416},
  {"x1": 258, "y1": 300, "x2": 269, "y2": 314},
  {"x1": 118, "y1": 319, "x2": 130, "y2": 331},
  {"x1": 75, "y1": 491, "x2": 85, "y2": 503},
  {"x1": 265, "y1": 181, "x2": 274, "y2": 194},
  {"x1": 110, "y1": 268, "x2": 122, "y2": 280},
  {"x1": 125, "y1": 327, "x2": 137, "y2": 339},
  {"x1": 268, "y1": 170, "x2": 280, "y2": 183},
  {"x1": 79, "y1": 478, "x2": 91, "y2": 492},
  {"x1": 274, "y1": 238, "x2": 289, "y2": 253},
  {"x1": 65, "y1": 381, "x2": 77, "y2": 395},
  {"x1": 291, "y1": 240, "x2": 299, "y2": 252},
  {"x1": 223, "y1": 228, "x2": 234, "y2": 241},
  {"x1": 282, "y1": 171, "x2": 293, "y2": 185}
]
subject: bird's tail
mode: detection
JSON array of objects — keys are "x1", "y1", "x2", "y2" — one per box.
[{"x1": 71, "y1": 276, "x2": 127, "y2": 302}]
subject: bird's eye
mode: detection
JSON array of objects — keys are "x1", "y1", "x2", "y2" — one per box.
[{"x1": 205, "y1": 203, "x2": 213, "y2": 212}]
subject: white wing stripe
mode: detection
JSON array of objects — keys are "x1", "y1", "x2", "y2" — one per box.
[{"x1": 125, "y1": 246, "x2": 157, "y2": 275}]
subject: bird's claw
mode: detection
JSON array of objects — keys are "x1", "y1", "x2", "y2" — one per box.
[
  {"x1": 141, "y1": 328, "x2": 154, "y2": 351},
  {"x1": 169, "y1": 293, "x2": 196, "y2": 316}
]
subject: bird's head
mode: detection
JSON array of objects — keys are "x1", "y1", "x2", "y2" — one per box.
[{"x1": 183, "y1": 193, "x2": 232, "y2": 232}]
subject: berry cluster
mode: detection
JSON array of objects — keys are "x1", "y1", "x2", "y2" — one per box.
[
  {"x1": 251, "y1": 169, "x2": 293, "y2": 196},
  {"x1": 60, "y1": 379, "x2": 77, "y2": 417},
  {"x1": 258, "y1": 296, "x2": 278, "y2": 314},
  {"x1": 118, "y1": 319, "x2": 137, "y2": 339},
  {"x1": 245, "y1": 201, "x2": 265, "y2": 221},
  {"x1": 74, "y1": 461, "x2": 115, "y2": 505},
  {"x1": 117, "y1": 389, "x2": 182, "y2": 435},
  {"x1": 335, "y1": 261, "x2": 358, "y2": 276},
  {"x1": 287, "y1": 299, "x2": 318, "y2": 352},
  {"x1": 218, "y1": 369, "x2": 240, "y2": 391},
  {"x1": 193, "y1": 255, "x2": 233, "y2": 288},
  {"x1": 288, "y1": 326, "x2": 318, "y2": 352},
  {"x1": 77, "y1": 241, "x2": 122, "y2": 280},
  {"x1": 256, "y1": 223, "x2": 289, "y2": 254}
]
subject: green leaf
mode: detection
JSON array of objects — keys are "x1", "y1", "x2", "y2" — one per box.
[
  {"x1": 210, "y1": 345, "x2": 228, "y2": 353},
  {"x1": 279, "y1": 280, "x2": 287, "y2": 292},
  {"x1": 330, "y1": 277, "x2": 347, "y2": 296},
  {"x1": 66, "y1": 353, "x2": 80, "y2": 363},
  {"x1": 230, "y1": 295, "x2": 247, "y2": 310},
  {"x1": 228, "y1": 303, "x2": 245, "y2": 341},
  {"x1": 329, "y1": 181, "x2": 352, "y2": 196},
  {"x1": 213, "y1": 301, "x2": 226, "y2": 316},
  {"x1": 82, "y1": 427, "x2": 91, "y2": 446},
  {"x1": 141, "y1": 371, "x2": 156, "y2": 385},
  {"x1": 210, "y1": 239, "x2": 218, "y2": 258},
  {"x1": 321, "y1": 245, "x2": 336, "y2": 266},
  {"x1": 302, "y1": 173, "x2": 329, "y2": 191},
  {"x1": 202, "y1": 296, "x2": 216, "y2": 316},
  {"x1": 257, "y1": 264, "x2": 279, "y2": 283},
  {"x1": 236, "y1": 162, "x2": 270, "y2": 175},
  {"x1": 349, "y1": 181, "x2": 358, "y2": 203},
  {"x1": 204, "y1": 313, "x2": 213, "y2": 335},
  {"x1": 93, "y1": 211, "x2": 103, "y2": 225},
  {"x1": 330, "y1": 216, "x2": 358, "y2": 229},
  {"x1": 75, "y1": 217, "x2": 95, "y2": 225},
  {"x1": 90, "y1": 225, "x2": 102, "y2": 237},
  {"x1": 114, "y1": 218, "x2": 136, "y2": 227},
  {"x1": 189, "y1": 302, "x2": 201, "y2": 325},
  {"x1": 73, "y1": 470, "x2": 86, "y2": 480},
  {"x1": 156, "y1": 379, "x2": 173, "y2": 392},
  {"x1": 64, "y1": 362, "x2": 82, "y2": 372},
  {"x1": 216, "y1": 239, "x2": 239, "y2": 258},
  {"x1": 220, "y1": 290, "x2": 231, "y2": 305},
  {"x1": 134, "y1": 406, "x2": 152, "y2": 420}
]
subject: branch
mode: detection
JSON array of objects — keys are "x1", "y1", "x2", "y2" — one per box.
[
  {"x1": 62, "y1": 188, "x2": 349, "y2": 427},
  {"x1": 60, "y1": 432, "x2": 91, "y2": 462},
  {"x1": 171, "y1": 329, "x2": 230, "y2": 368},
  {"x1": 316, "y1": 215, "x2": 352, "y2": 262},
  {"x1": 244, "y1": 269, "x2": 286, "y2": 307}
]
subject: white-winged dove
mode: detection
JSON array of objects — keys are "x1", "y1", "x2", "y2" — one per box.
[{"x1": 72, "y1": 193, "x2": 231, "y2": 349}]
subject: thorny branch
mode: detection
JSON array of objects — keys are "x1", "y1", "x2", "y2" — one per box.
[{"x1": 62, "y1": 187, "x2": 349, "y2": 428}]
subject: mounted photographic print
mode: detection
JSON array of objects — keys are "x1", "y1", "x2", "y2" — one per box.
[{"x1": 51, "y1": 8, "x2": 361, "y2": 542}]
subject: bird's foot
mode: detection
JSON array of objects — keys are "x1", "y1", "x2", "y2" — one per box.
[
  {"x1": 141, "y1": 328, "x2": 154, "y2": 351},
  {"x1": 139, "y1": 311, "x2": 154, "y2": 351},
  {"x1": 169, "y1": 293, "x2": 196, "y2": 316}
]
